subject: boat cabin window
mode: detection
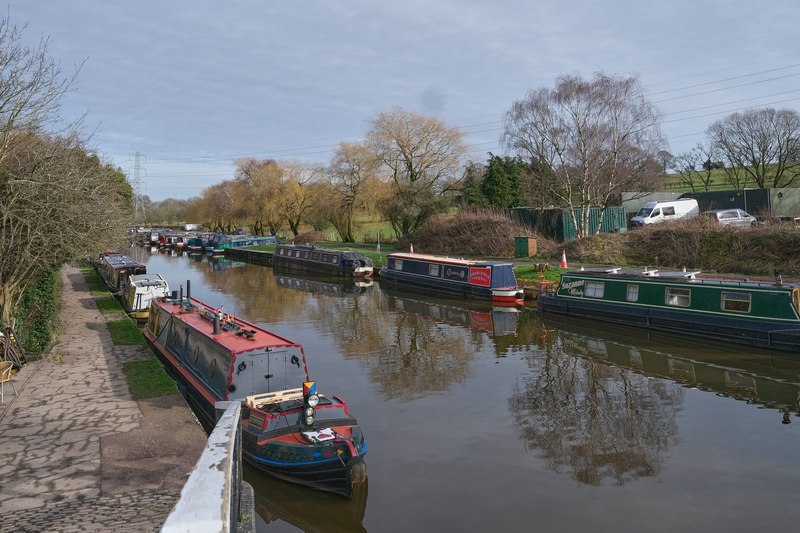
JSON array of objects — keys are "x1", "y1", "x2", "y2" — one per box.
[
  {"x1": 311, "y1": 251, "x2": 320, "y2": 261},
  {"x1": 393, "y1": 259, "x2": 404, "y2": 270},
  {"x1": 626, "y1": 284, "x2": 639, "y2": 302},
  {"x1": 666, "y1": 288, "x2": 691, "y2": 307},
  {"x1": 322, "y1": 253, "x2": 329, "y2": 262},
  {"x1": 331, "y1": 254, "x2": 339, "y2": 263},
  {"x1": 721, "y1": 292, "x2": 751, "y2": 313},
  {"x1": 302, "y1": 251, "x2": 309, "y2": 259},
  {"x1": 428, "y1": 264, "x2": 440, "y2": 277},
  {"x1": 585, "y1": 281, "x2": 604, "y2": 298}
]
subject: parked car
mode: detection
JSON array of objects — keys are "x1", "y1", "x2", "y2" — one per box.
[{"x1": 701, "y1": 209, "x2": 757, "y2": 227}]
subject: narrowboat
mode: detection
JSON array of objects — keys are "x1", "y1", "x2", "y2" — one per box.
[
  {"x1": 273, "y1": 245, "x2": 374, "y2": 278},
  {"x1": 122, "y1": 273, "x2": 170, "y2": 320},
  {"x1": 378, "y1": 252, "x2": 524, "y2": 305},
  {"x1": 207, "y1": 232, "x2": 278, "y2": 254},
  {"x1": 538, "y1": 268, "x2": 800, "y2": 352},
  {"x1": 96, "y1": 254, "x2": 147, "y2": 292},
  {"x1": 144, "y1": 284, "x2": 368, "y2": 498}
]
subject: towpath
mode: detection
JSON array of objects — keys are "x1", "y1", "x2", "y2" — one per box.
[{"x1": 0, "y1": 263, "x2": 205, "y2": 533}]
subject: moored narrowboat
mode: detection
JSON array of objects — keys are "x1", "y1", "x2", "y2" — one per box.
[
  {"x1": 122, "y1": 273, "x2": 170, "y2": 320},
  {"x1": 273, "y1": 244, "x2": 374, "y2": 278},
  {"x1": 97, "y1": 254, "x2": 147, "y2": 292},
  {"x1": 538, "y1": 268, "x2": 800, "y2": 352},
  {"x1": 207, "y1": 233, "x2": 278, "y2": 254},
  {"x1": 144, "y1": 284, "x2": 368, "y2": 497},
  {"x1": 378, "y1": 252, "x2": 524, "y2": 305}
]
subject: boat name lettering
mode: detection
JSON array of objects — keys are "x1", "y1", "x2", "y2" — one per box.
[
  {"x1": 469, "y1": 267, "x2": 491, "y2": 287},
  {"x1": 561, "y1": 279, "x2": 585, "y2": 290}
]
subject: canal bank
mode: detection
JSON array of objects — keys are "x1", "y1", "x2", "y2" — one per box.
[{"x1": 0, "y1": 263, "x2": 206, "y2": 533}]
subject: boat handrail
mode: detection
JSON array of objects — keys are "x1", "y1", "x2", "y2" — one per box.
[{"x1": 605, "y1": 268, "x2": 621, "y2": 274}]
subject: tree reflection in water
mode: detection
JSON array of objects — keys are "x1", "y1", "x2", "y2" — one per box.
[{"x1": 509, "y1": 335, "x2": 682, "y2": 486}]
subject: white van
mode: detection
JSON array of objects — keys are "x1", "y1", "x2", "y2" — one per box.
[{"x1": 630, "y1": 198, "x2": 699, "y2": 227}]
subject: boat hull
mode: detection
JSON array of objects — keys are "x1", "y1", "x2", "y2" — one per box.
[{"x1": 538, "y1": 293, "x2": 800, "y2": 352}]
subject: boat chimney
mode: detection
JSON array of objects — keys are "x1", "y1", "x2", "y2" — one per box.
[
  {"x1": 186, "y1": 279, "x2": 191, "y2": 301},
  {"x1": 213, "y1": 314, "x2": 221, "y2": 335},
  {"x1": 179, "y1": 284, "x2": 184, "y2": 303},
  {"x1": 171, "y1": 290, "x2": 178, "y2": 300}
]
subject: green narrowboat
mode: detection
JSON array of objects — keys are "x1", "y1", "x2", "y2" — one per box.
[{"x1": 538, "y1": 268, "x2": 800, "y2": 352}]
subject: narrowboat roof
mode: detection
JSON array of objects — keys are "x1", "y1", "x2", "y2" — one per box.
[
  {"x1": 569, "y1": 268, "x2": 800, "y2": 290},
  {"x1": 387, "y1": 252, "x2": 514, "y2": 267},
  {"x1": 129, "y1": 273, "x2": 168, "y2": 286},
  {"x1": 102, "y1": 254, "x2": 145, "y2": 269},
  {"x1": 155, "y1": 297, "x2": 302, "y2": 355},
  {"x1": 277, "y1": 244, "x2": 369, "y2": 259}
]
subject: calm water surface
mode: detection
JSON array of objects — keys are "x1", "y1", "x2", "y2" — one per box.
[{"x1": 135, "y1": 248, "x2": 800, "y2": 532}]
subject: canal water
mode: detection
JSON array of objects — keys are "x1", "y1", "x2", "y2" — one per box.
[{"x1": 135, "y1": 248, "x2": 800, "y2": 532}]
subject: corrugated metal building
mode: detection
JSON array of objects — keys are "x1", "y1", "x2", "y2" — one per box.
[{"x1": 512, "y1": 207, "x2": 627, "y2": 242}]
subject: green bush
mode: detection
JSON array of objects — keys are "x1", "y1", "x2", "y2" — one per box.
[{"x1": 13, "y1": 267, "x2": 60, "y2": 356}]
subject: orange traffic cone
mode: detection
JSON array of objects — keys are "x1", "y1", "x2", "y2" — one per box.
[
  {"x1": 560, "y1": 250, "x2": 568, "y2": 269},
  {"x1": 409, "y1": 243, "x2": 414, "y2": 254}
]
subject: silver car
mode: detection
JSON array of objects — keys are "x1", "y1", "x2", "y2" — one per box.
[{"x1": 701, "y1": 209, "x2": 757, "y2": 227}]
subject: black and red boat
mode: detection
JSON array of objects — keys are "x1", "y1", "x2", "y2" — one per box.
[{"x1": 144, "y1": 283, "x2": 368, "y2": 497}]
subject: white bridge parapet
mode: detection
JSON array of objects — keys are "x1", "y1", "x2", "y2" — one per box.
[{"x1": 162, "y1": 401, "x2": 254, "y2": 533}]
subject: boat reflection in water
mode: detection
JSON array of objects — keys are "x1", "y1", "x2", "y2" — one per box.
[
  {"x1": 274, "y1": 270, "x2": 374, "y2": 297},
  {"x1": 246, "y1": 467, "x2": 368, "y2": 533},
  {"x1": 543, "y1": 314, "x2": 800, "y2": 419},
  {"x1": 206, "y1": 255, "x2": 246, "y2": 271},
  {"x1": 381, "y1": 287, "x2": 520, "y2": 337}
]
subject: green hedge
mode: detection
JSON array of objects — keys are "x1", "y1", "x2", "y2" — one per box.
[{"x1": 13, "y1": 267, "x2": 60, "y2": 356}]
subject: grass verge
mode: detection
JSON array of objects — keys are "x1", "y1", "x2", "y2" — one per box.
[
  {"x1": 122, "y1": 358, "x2": 177, "y2": 399},
  {"x1": 515, "y1": 264, "x2": 565, "y2": 284},
  {"x1": 107, "y1": 318, "x2": 146, "y2": 345},
  {"x1": 96, "y1": 296, "x2": 124, "y2": 314}
]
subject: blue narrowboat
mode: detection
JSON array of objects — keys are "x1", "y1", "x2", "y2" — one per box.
[
  {"x1": 273, "y1": 244, "x2": 374, "y2": 278},
  {"x1": 378, "y1": 252, "x2": 524, "y2": 305},
  {"x1": 538, "y1": 267, "x2": 800, "y2": 352}
]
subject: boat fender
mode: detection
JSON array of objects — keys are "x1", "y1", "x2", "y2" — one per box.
[{"x1": 236, "y1": 362, "x2": 247, "y2": 375}]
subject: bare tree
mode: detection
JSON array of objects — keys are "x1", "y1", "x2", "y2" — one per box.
[
  {"x1": 707, "y1": 108, "x2": 800, "y2": 189},
  {"x1": 280, "y1": 161, "x2": 321, "y2": 237},
  {"x1": 670, "y1": 141, "x2": 721, "y2": 192},
  {"x1": 325, "y1": 141, "x2": 380, "y2": 242},
  {"x1": 366, "y1": 108, "x2": 467, "y2": 238},
  {"x1": 0, "y1": 133, "x2": 132, "y2": 322},
  {"x1": 234, "y1": 158, "x2": 284, "y2": 235},
  {"x1": 504, "y1": 73, "x2": 666, "y2": 238},
  {"x1": 0, "y1": 19, "x2": 132, "y2": 323}
]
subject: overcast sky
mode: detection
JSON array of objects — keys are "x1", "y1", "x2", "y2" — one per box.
[{"x1": 12, "y1": 1, "x2": 800, "y2": 200}]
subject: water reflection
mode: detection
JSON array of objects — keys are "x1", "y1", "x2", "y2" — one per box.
[
  {"x1": 274, "y1": 270, "x2": 374, "y2": 297},
  {"x1": 508, "y1": 314, "x2": 800, "y2": 486},
  {"x1": 246, "y1": 468, "x2": 368, "y2": 533},
  {"x1": 543, "y1": 314, "x2": 800, "y2": 416}
]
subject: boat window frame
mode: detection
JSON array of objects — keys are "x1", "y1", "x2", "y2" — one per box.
[
  {"x1": 321, "y1": 253, "x2": 329, "y2": 262},
  {"x1": 331, "y1": 254, "x2": 339, "y2": 264},
  {"x1": 665, "y1": 287, "x2": 691, "y2": 307},
  {"x1": 626, "y1": 284, "x2": 639, "y2": 302},
  {"x1": 311, "y1": 251, "x2": 320, "y2": 261},
  {"x1": 585, "y1": 281, "x2": 605, "y2": 298},
  {"x1": 302, "y1": 251, "x2": 309, "y2": 259},
  {"x1": 428, "y1": 263, "x2": 440, "y2": 277},
  {"x1": 393, "y1": 259, "x2": 403, "y2": 270},
  {"x1": 721, "y1": 291, "x2": 752, "y2": 313}
]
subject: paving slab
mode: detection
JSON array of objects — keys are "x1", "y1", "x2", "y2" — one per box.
[{"x1": 0, "y1": 263, "x2": 206, "y2": 532}]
